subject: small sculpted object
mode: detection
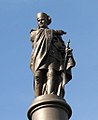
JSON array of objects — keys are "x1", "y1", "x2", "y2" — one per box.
[{"x1": 30, "y1": 12, "x2": 76, "y2": 97}]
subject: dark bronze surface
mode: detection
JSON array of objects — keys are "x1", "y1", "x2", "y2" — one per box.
[{"x1": 30, "y1": 12, "x2": 76, "y2": 97}]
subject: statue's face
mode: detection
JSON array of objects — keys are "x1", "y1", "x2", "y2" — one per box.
[{"x1": 37, "y1": 18, "x2": 48, "y2": 28}]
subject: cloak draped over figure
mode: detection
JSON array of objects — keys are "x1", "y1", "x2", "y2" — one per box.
[{"x1": 30, "y1": 12, "x2": 76, "y2": 97}]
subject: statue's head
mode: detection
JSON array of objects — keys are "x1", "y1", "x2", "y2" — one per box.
[{"x1": 37, "y1": 12, "x2": 51, "y2": 28}]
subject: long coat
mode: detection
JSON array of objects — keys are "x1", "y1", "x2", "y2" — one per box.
[
  {"x1": 30, "y1": 28, "x2": 66, "y2": 73},
  {"x1": 30, "y1": 28, "x2": 76, "y2": 93}
]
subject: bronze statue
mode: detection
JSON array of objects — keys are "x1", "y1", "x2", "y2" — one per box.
[{"x1": 30, "y1": 12, "x2": 75, "y2": 97}]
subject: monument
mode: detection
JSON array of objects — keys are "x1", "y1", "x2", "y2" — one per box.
[{"x1": 27, "y1": 12, "x2": 76, "y2": 120}]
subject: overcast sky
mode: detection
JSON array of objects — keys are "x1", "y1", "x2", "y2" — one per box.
[{"x1": 0, "y1": 0, "x2": 98, "y2": 120}]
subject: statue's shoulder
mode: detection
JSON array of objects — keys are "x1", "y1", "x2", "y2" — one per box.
[
  {"x1": 30, "y1": 28, "x2": 37, "y2": 33},
  {"x1": 30, "y1": 29, "x2": 37, "y2": 41},
  {"x1": 30, "y1": 28, "x2": 37, "y2": 36},
  {"x1": 45, "y1": 29, "x2": 56, "y2": 35}
]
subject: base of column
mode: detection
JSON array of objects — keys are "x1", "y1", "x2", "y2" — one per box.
[{"x1": 27, "y1": 94, "x2": 72, "y2": 120}]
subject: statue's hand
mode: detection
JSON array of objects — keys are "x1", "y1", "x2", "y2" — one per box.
[
  {"x1": 65, "y1": 48, "x2": 73, "y2": 54},
  {"x1": 55, "y1": 30, "x2": 67, "y2": 35}
]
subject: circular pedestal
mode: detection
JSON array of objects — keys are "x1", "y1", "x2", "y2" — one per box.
[{"x1": 27, "y1": 94, "x2": 72, "y2": 120}]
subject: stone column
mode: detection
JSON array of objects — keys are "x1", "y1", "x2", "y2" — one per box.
[{"x1": 27, "y1": 94, "x2": 72, "y2": 120}]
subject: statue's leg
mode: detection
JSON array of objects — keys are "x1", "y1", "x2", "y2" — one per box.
[
  {"x1": 34, "y1": 70, "x2": 44, "y2": 97},
  {"x1": 47, "y1": 68, "x2": 57, "y2": 94}
]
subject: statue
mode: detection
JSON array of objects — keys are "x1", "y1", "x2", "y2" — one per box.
[{"x1": 30, "y1": 12, "x2": 76, "y2": 97}]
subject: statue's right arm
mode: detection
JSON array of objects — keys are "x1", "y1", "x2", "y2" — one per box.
[
  {"x1": 30, "y1": 29, "x2": 36, "y2": 47},
  {"x1": 30, "y1": 29, "x2": 36, "y2": 69}
]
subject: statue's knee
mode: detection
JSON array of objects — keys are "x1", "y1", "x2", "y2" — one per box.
[
  {"x1": 35, "y1": 76, "x2": 40, "y2": 85},
  {"x1": 47, "y1": 69, "x2": 55, "y2": 81},
  {"x1": 34, "y1": 71, "x2": 41, "y2": 85}
]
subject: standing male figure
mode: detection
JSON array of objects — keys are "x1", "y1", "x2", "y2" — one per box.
[{"x1": 30, "y1": 12, "x2": 75, "y2": 97}]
